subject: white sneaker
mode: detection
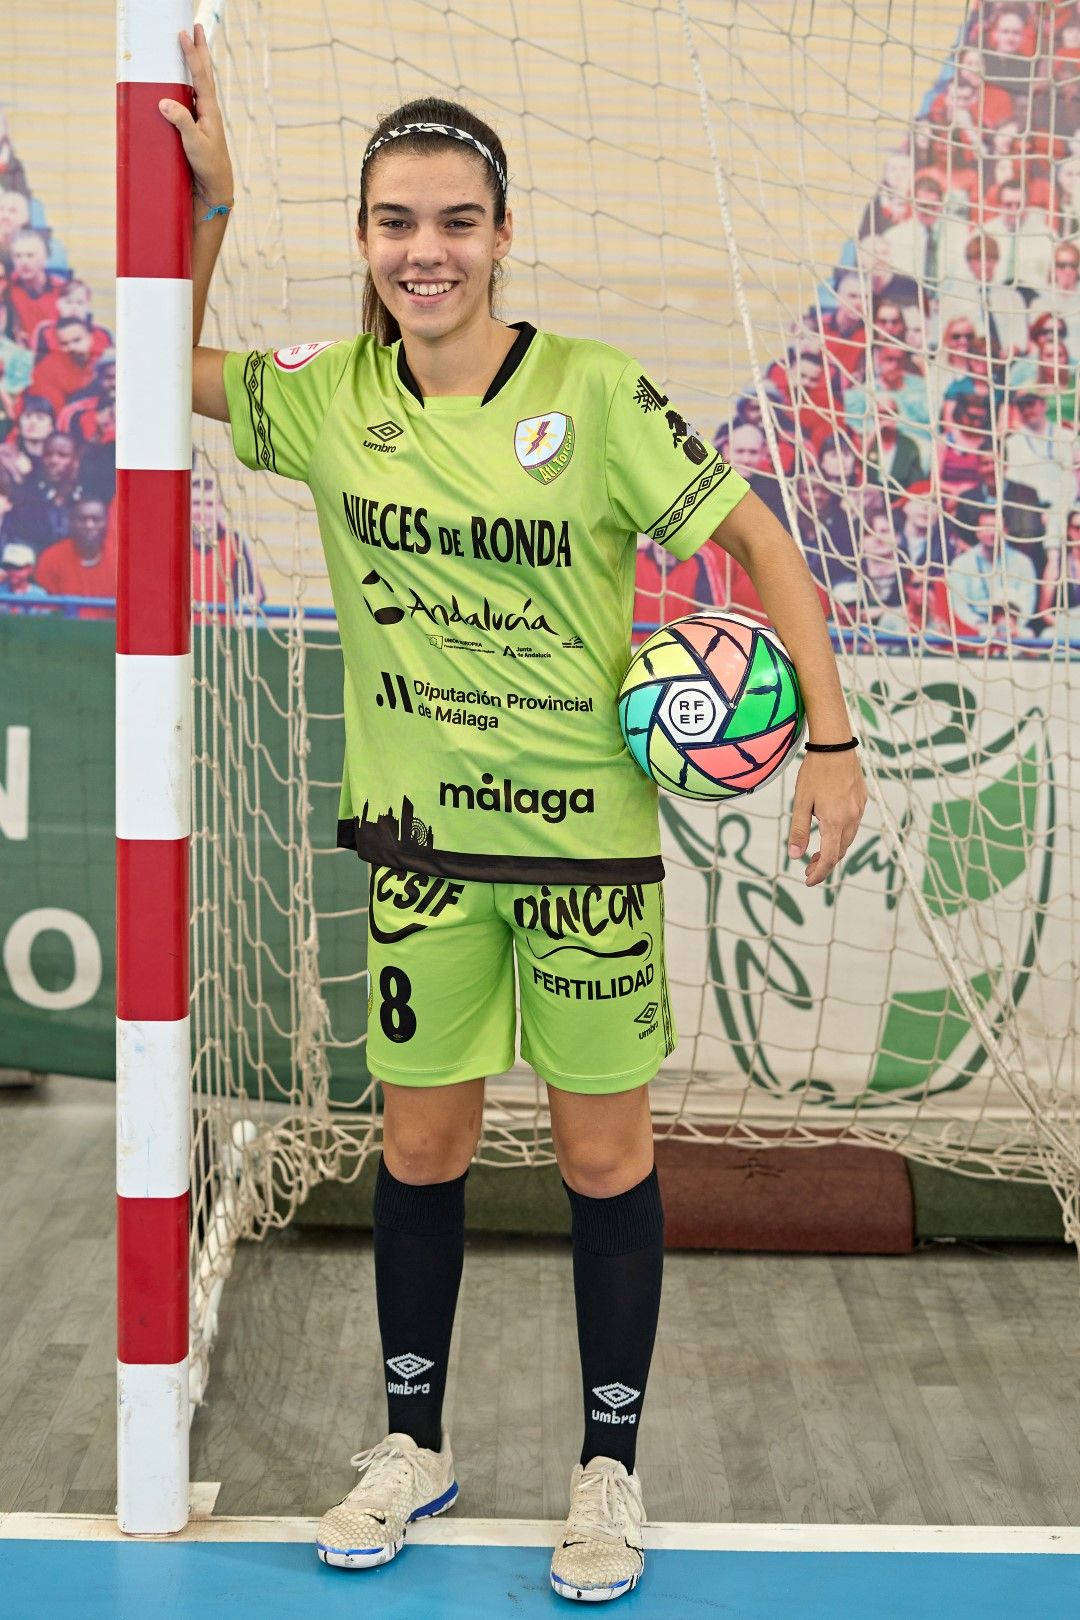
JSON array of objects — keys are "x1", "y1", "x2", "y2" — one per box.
[
  {"x1": 315, "y1": 1428, "x2": 458, "y2": 1570},
  {"x1": 550, "y1": 1455, "x2": 646, "y2": 1602}
]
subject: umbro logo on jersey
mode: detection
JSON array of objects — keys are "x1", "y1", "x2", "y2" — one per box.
[
  {"x1": 386, "y1": 1352, "x2": 434, "y2": 1395},
  {"x1": 514, "y1": 412, "x2": 575, "y2": 484},
  {"x1": 365, "y1": 419, "x2": 404, "y2": 453},
  {"x1": 591, "y1": 1382, "x2": 640, "y2": 1425}
]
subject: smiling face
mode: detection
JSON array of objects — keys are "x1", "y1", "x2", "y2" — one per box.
[
  {"x1": 357, "y1": 147, "x2": 512, "y2": 347},
  {"x1": 990, "y1": 10, "x2": 1026, "y2": 54}
]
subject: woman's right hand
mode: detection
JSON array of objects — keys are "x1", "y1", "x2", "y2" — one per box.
[{"x1": 158, "y1": 24, "x2": 234, "y2": 211}]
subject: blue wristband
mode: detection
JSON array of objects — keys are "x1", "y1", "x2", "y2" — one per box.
[{"x1": 201, "y1": 202, "x2": 232, "y2": 222}]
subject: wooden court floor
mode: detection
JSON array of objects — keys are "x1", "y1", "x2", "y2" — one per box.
[{"x1": 3, "y1": 1075, "x2": 1080, "y2": 1527}]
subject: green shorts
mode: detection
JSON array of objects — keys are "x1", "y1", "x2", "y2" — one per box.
[{"x1": 365, "y1": 868, "x2": 676, "y2": 1094}]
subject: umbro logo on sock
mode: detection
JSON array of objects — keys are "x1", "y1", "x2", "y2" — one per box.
[
  {"x1": 593, "y1": 1382, "x2": 639, "y2": 1408},
  {"x1": 591, "y1": 1382, "x2": 640, "y2": 1424},
  {"x1": 387, "y1": 1352, "x2": 434, "y2": 1395}
]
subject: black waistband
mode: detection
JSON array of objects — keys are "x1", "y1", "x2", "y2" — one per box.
[{"x1": 337, "y1": 816, "x2": 665, "y2": 886}]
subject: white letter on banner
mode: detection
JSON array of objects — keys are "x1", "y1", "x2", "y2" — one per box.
[
  {"x1": 0, "y1": 726, "x2": 29, "y2": 841},
  {"x1": 3, "y1": 908, "x2": 103, "y2": 1011}
]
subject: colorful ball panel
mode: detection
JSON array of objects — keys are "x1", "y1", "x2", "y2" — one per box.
[
  {"x1": 669, "y1": 616, "x2": 752, "y2": 700},
  {"x1": 722, "y1": 632, "x2": 800, "y2": 741},
  {"x1": 621, "y1": 630, "x2": 689, "y2": 690}
]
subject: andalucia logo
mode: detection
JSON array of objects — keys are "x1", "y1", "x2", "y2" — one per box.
[{"x1": 515, "y1": 412, "x2": 575, "y2": 484}]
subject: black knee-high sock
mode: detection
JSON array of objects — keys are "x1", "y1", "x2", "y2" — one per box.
[
  {"x1": 563, "y1": 1165, "x2": 665, "y2": 1472},
  {"x1": 373, "y1": 1154, "x2": 468, "y2": 1452}
]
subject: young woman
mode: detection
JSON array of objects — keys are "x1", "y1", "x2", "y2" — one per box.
[{"x1": 161, "y1": 26, "x2": 866, "y2": 1604}]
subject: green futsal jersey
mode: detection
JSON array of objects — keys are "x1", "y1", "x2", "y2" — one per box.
[{"x1": 223, "y1": 323, "x2": 749, "y2": 883}]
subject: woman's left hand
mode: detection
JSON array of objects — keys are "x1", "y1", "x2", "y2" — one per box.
[{"x1": 786, "y1": 749, "x2": 868, "y2": 887}]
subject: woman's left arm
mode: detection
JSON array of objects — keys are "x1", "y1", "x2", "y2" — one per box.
[{"x1": 710, "y1": 489, "x2": 867, "y2": 887}]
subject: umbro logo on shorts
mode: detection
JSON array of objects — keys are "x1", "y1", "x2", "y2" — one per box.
[{"x1": 634, "y1": 1003, "x2": 659, "y2": 1025}]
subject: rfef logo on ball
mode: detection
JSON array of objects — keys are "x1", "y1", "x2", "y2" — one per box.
[
  {"x1": 272, "y1": 341, "x2": 336, "y2": 371},
  {"x1": 514, "y1": 412, "x2": 575, "y2": 484}
]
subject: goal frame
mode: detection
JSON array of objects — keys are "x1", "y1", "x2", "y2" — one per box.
[
  {"x1": 108, "y1": 0, "x2": 1080, "y2": 1538},
  {"x1": 115, "y1": 0, "x2": 194, "y2": 1537}
]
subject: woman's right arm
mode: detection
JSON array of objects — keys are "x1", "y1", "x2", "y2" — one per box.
[{"x1": 158, "y1": 25, "x2": 235, "y2": 422}]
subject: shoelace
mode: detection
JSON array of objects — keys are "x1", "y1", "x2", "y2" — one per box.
[
  {"x1": 565, "y1": 1465, "x2": 644, "y2": 1545},
  {"x1": 339, "y1": 1438, "x2": 419, "y2": 1510}
]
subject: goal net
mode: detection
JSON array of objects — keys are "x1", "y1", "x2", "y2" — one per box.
[{"x1": 187, "y1": 0, "x2": 1080, "y2": 1399}]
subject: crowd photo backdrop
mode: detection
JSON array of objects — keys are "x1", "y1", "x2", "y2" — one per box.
[{"x1": 1, "y1": 0, "x2": 1076, "y2": 1188}]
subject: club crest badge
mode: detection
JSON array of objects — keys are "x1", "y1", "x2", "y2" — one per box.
[
  {"x1": 272, "y1": 341, "x2": 336, "y2": 371},
  {"x1": 514, "y1": 412, "x2": 575, "y2": 484}
]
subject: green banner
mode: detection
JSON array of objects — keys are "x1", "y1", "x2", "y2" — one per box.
[
  {"x1": 0, "y1": 618, "x2": 369, "y2": 1096},
  {"x1": 1, "y1": 619, "x2": 115, "y2": 1075}
]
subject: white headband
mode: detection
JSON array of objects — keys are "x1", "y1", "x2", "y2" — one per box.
[{"x1": 361, "y1": 121, "x2": 507, "y2": 199}]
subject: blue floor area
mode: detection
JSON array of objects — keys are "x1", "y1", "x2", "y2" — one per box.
[{"x1": 3, "y1": 1540, "x2": 1079, "y2": 1618}]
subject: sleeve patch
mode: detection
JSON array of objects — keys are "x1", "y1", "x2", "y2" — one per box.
[{"x1": 272, "y1": 341, "x2": 337, "y2": 371}]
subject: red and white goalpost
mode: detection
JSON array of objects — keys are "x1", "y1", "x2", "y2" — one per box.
[{"x1": 114, "y1": 0, "x2": 193, "y2": 1536}]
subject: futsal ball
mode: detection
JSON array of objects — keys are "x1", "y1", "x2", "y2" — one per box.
[{"x1": 618, "y1": 612, "x2": 806, "y2": 799}]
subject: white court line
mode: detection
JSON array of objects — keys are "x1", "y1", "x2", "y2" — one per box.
[{"x1": 2, "y1": 1512, "x2": 1080, "y2": 1554}]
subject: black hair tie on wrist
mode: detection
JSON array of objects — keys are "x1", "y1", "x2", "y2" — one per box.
[{"x1": 804, "y1": 736, "x2": 860, "y2": 753}]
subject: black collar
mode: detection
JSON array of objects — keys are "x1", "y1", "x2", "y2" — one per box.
[{"x1": 396, "y1": 321, "x2": 537, "y2": 407}]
